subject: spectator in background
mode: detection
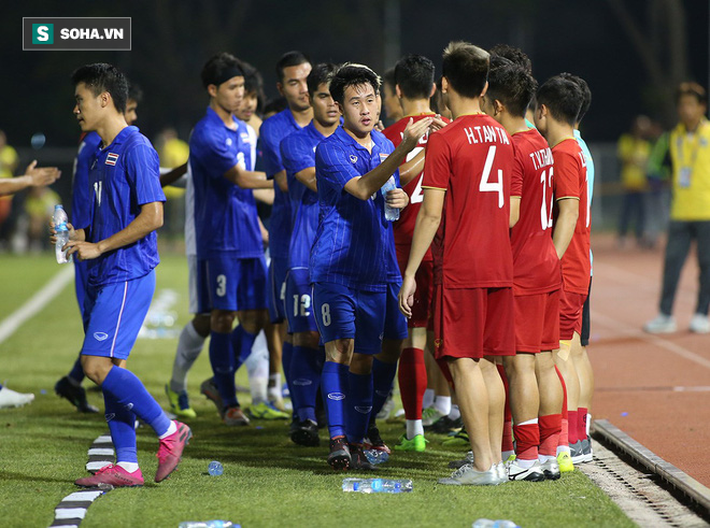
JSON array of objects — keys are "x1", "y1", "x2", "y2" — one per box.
[
  {"x1": 617, "y1": 116, "x2": 652, "y2": 248},
  {"x1": 237, "y1": 62, "x2": 267, "y2": 136},
  {"x1": 645, "y1": 121, "x2": 673, "y2": 248},
  {"x1": 0, "y1": 130, "x2": 19, "y2": 247},
  {"x1": 155, "y1": 127, "x2": 189, "y2": 247},
  {"x1": 645, "y1": 82, "x2": 710, "y2": 334},
  {"x1": 23, "y1": 184, "x2": 60, "y2": 253},
  {"x1": 382, "y1": 67, "x2": 403, "y2": 125}
]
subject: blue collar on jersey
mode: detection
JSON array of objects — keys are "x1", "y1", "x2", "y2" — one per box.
[
  {"x1": 205, "y1": 106, "x2": 239, "y2": 130},
  {"x1": 98, "y1": 125, "x2": 138, "y2": 151},
  {"x1": 333, "y1": 125, "x2": 385, "y2": 154}
]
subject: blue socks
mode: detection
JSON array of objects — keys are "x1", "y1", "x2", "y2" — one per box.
[
  {"x1": 232, "y1": 325, "x2": 258, "y2": 371},
  {"x1": 68, "y1": 354, "x2": 85, "y2": 384},
  {"x1": 103, "y1": 390, "x2": 137, "y2": 464},
  {"x1": 371, "y1": 358, "x2": 397, "y2": 418},
  {"x1": 209, "y1": 331, "x2": 238, "y2": 408},
  {"x1": 345, "y1": 371, "x2": 373, "y2": 445},
  {"x1": 321, "y1": 361, "x2": 348, "y2": 438},
  {"x1": 290, "y1": 345, "x2": 324, "y2": 423},
  {"x1": 281, "y1": 340, "x2": 294, "y2": 416},
  {"x1": 101, "y1": 366, "x2": 171, "y2": 437}
]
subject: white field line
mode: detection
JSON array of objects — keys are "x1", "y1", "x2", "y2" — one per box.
[{"x1": 0, "y1": 265, "x2": 74, "y2": 345}]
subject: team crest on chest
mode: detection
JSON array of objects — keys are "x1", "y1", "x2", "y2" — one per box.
[
  {"x1": 379, "y1": 153, "x2": 389, "y2": 162},
  {"x1": 349, "y1": 154, "x2": 358, "y2": 164},
  {"x1": 105, "y1": 153, "x2": 119, "y2": 166}
]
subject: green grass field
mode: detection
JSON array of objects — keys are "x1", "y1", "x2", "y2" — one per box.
[{"x1": 0, "y1": 252, "x2": 634, "y2": 528}]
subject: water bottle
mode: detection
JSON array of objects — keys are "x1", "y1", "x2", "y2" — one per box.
[
  {"x1": 53, "y1": 205, "x2": 71, "y2": 264},
  {"x1": 208, "y1": 460, "x2": 223, "y2": 476},
  {"x1": 178, "y1": 521, "x2": 235, "y2": 528},
  {"x1": 472, "y1": 520, "x2": 519, "y2": 528},
  {"x1": 342, "y1": 478, "x2": 413, "y2": 493},
  {"x1": 364, "y1": 448, "x2": 389, "y2": 465},
  {"x1": 381, "y1": 176, "x2": 400, "y2": 222}
]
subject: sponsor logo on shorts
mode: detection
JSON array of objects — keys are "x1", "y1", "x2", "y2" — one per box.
[
  {"x1": 354, "y1": 406, "x2": 372, "y2": 414},
  {"x1": 105, "y1": 413, "x2": 115, "y2": 422},
  {"x1": 293, "y1": 378, "x2": 313, "y2": 386},
  {"x1": 93, "y1": 331, "x2": 109, "y2": 341},
  {"x1": 327, "y1": 392, "x2": 345, "y2": 401},
  {"x1": 434, "y1": 338, "x2": 442, "y2": 348},
  {"x1": 375, "y1": 390, "x2": 389, "y2": 397},
  {"x1": 125, "y1": 403, "x2": 134, "y2": 411}
]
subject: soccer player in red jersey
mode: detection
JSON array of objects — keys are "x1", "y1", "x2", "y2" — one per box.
[
  {"x1": 400, "y1": 41, "x2": 515, "y2": 486},
  {"x1": 534, "y1": 75, "x2": 590, "y2": 470},
  {"x1": 382, "y1": 54, "x2": 449, "y2": 452},
  {"x1": 482, "y1": 57, "x2": 563, "y2": 481}
]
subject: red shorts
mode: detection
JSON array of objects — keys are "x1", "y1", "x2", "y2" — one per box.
[
  {"x1": 432, "y1": 286, "x2": 515, "y2": 360},
  {"x1": 559, "y1": 288, "x2": 587, "y2": 341},
  {"x1": 396, "y1": 247, "x2": 433, "y2": 328},
  {"x1": 514, "y1": 290, "x2": 560, "y2": 353}
]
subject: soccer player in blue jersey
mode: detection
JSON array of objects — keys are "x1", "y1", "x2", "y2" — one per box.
[
  {"x1": 190, "y1": 53, "x2": 273, "y2": 426},
  {"x1": 260, "y1": 51, "x2": 313, "y2": 423},
  {"x1": 55, "y1": 84, "x2": 143, "y2": 414},
  {"x1": 56, "y1": 63, "x2": 190, "y2": 488},
  {"x1": 311, "y1": 63, "x2": 431, "y2": 470},
  {"x1": 280, "y1": 63, "x2": 340, "y2": 446}
]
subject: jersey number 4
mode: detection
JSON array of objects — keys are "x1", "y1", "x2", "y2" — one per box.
[{"x1": 480, "y1": 146, "x2": 504, "y2": 208}]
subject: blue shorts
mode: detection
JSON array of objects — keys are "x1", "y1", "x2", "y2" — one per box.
[
  {"x1": 312, "y1": 282, "x2": 386, "y2": 355},
  {"x1": 197, "y1": 256, "x2": 268, "y2": 313},
  {"x1": 81, "y1": 271, "x2": 155, "y2": 360},
  {"x1": 384, "y1": 281, "x2": 408, "y2": 340},
  {"x1": 285, "y1": 267, "x2": 318, "y2": 334},
  {"x1": 74, "y1": 259, "x2": 89, "y2": 319},
  {"x1": 268, "y1": 256, "x2": 288, "y2": 323}
]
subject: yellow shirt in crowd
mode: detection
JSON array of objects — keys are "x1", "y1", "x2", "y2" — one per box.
[
  {"x1": 670, "y1": 118, "x2": 710, "y2": 221},
  {"x1": 617, "y1": 134, "x2": 650, "y2": 191}
]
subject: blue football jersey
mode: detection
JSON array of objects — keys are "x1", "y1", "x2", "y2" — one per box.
[
  {"x1": 310, "y1": 126, "x2": 398, "y2": 292},
  {"x1": 260, "y1": 109, "x2": 303, "y2": 259},
  {"x1": 189, "y1": 107, "x2": 263, "y2": 260},
  {"x1": 72, "y1": 131, "x2": 102, "y2": 230},
  {"x1": 280, "y1": 122, "x2": 325, "y2": 271},
  {"x1": 87, "y1": 126, "x2": 165, "y2": 287}
]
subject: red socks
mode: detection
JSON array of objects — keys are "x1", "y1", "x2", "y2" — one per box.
[
  {"x1": 398, "y1": 348, "x2": 427, "y2": 420},
  {"x1": 555, "y1": 365, "x2": 569, "y2": 448},
  {"x1": 578, "y1": 406, "x2": 589, "y2": 441},
  {"x1": 539, "y1": 414, "x2": 562, "y2": 457},
  {"x1": 513, "y1": 422, "x2": 539, "y2": 461}
]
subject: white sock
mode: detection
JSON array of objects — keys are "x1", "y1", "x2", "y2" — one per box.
[
  {"x1": 245, "y1": 332, "x2": 269, "y2": 404},
  {"x1": 170, "y1": 322, "x2": 206, "y2": 393},
  {"x1": 516, "y1": 458, "x2": 536, "y2": 469},
  {"x1": 117, "y1": 461, "x2": 140, "y2": 473},
  {"x1": 434, "y1": 395, "x2": 451, "y2": 416},
  {"x1": 268, "y1": 373, "x2": 282, "y2": 401},
  {"x1": 586, "y1": 413, "x2": 591, "y2": 436},
  {"x1": 448, "y1": 404, "x2": 461, "y2": 420},
  {"x1": 519, "y1": 418, "x2": 538, "y2": 426},
  {"x1": 159, "y1": 420, "x2": 177, "y2": 439},
  {"x1": 539, "y1": 454, "x2": 556, "y2": 463},
  {"x1": 422, "y1": 388, "x2": 435, "y2": 409},
  {"x1": 557, "y1": 445, "x2": 571, "y2": 455},
  {"x1": 502, "y1": 450, "x2": 515, "y2": 461},
  {"x1": 249, "y1": 377, "x2": 268, "y2": 405},
  {"x1": 406, "y1": 419, "x2": 424, "y2": 439}
]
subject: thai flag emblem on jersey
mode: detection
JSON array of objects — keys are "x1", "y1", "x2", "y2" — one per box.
[
  {"x1": 105, "y1": 153, "x2": 119, "y2": 166},
  {"x1": 379, "y1": 153, "x2": 389, "y2": 163}
]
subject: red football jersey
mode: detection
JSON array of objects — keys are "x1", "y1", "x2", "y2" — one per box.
[
  {"x1": 552, "y1": 138, "x2": 591, "y2": 295},
  {"x1": 423, "y1": 114, "x2": 514, "y2": 288},
  {"x1": 510, "y1": 128, "x2": 562, "y2": 295},
  {"x1": 383, "y1": 114, "x2": 450, "y2": 263}
]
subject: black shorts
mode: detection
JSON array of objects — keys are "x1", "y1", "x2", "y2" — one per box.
[{"x1": 581, "y1": 277, "x2": 592, "y2": 347}]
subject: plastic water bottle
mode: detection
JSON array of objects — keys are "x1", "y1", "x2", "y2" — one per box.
[
  {"x1": 381, "y1": 176, "x2": 400, "y2": 222},
  {"x1": 53, "y1": 205, "x2": 71, "y2": 264},
  {"x1": 342, "y1": 478, "x2": 412, "y2": 493},
  {"x1": 364, "y1": 448, "x2": 389, "y2": 465},
  {"x1": 472, "y1": 520, "x2": 519, "y2": 528},
  {"x1": 208, "y1": 460, "x2": 223, "y2": 476},
  {"x1": 178, "y1": 521, "x2": 235, "y2": 528}
]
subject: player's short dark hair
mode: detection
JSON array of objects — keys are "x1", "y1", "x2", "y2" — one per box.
[
  {"x1": 487, "y1": 56, "x2": 537, "y2": 118},
  {"x1": 263, "y1": 96, "x2": 288, "y2": 116},
  {"x1": 240, "y1": 61, "x2": 266, "y2": 113},
  {"x1": 71, "y1": 63, "x2": 128, "y2": 113},
  {"x1": 559, "y1": 72, "x2": 591, "y2": 123},
  {"x1": 676, "y1": 81, "x2": 708, "y2": 105},
  {"x1": 394, "y1": 54, "x2": 435, "y2": 100},
  {"x1": 442, "y1": 41, "x2": 489, "y2": 98},
  {"x1": 383, "y1": 67, "x2": 396, "y2": 92},
  {"x1": 490, "y1": 44, "x2": 532, "y2": 74},
  {"x1": 329, "y1": 63, "x2": 381, "y2": 106},
  {"x1": 307, "y1": 63, "x2": 338, "y2": 97},
  {"x1": 536, "y1": 75, "x2": 584, "y2": 126},
  {"x1": 128, "y1": 83, "x2": 143, "y2": 104},
  {"x1": 276, "y1": 51, "x2": 311, "y2": 83},
  {"x1": 201, "y1": 52, "x2": 243, "y2": 89}
]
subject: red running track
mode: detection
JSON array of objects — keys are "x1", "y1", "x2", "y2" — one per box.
[{"x1": 589, "y1": 233, "x2": 710, "y2": 486}]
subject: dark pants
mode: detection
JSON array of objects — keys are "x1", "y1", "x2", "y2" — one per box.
[
  {"x1": 660, "y1": 220, "x2": 710, "y2": 316},
  {"x1": 619, "y1": 191, "x2": 646, "y2": 241}
]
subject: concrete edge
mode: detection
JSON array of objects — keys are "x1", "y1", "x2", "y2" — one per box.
[{"x1": 593, "y1": 419, "x2": 710, "y2": 515}]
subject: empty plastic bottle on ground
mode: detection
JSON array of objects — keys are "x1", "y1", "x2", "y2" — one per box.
[
  {"x1": 208, "y1": 460, "x2": 223, "y2": 476},
  {"x1": 381, "y1": 176, "x2": 400, "y2": 222},
  {"x1": 342, "y1": 478, "x2": 412, "y2": 493},
  {"x1": 178, "y1": 521, "x2": 236, "y2": 528},
  {"x1": 53, "y1": 205, "x2": 71, "y2": 264},
  {"x1": 472, "y1": 520, "x2": 519, "y2": 528}
]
